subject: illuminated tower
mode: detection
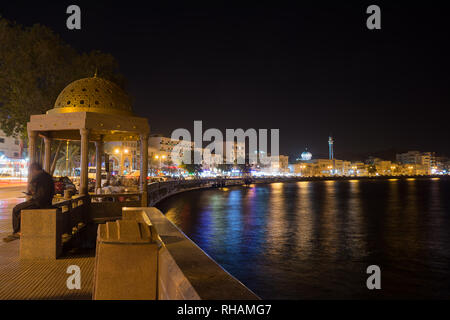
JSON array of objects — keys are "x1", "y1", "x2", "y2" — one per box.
[{"x1": 328, "y1": 136, "x2": 334, "y2": 160}]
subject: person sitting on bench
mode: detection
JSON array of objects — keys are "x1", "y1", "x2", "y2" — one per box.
[{"x1": 3, "y1": 162, "x2": 55, "y2": 242}]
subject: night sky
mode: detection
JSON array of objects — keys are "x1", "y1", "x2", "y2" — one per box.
[{"x1": 1, "y1": 1, "x2": 449, "y2": 160}]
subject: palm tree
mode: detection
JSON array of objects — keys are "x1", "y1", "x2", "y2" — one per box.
[{"x1": 54, "y1": 142, "x2": 80, "y2": 176}]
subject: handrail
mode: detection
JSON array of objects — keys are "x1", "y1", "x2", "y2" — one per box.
[
  {"x1": 53, "y1": 195, "x2": 88, "y2": 208},
  {"x1": 91, "y1": 193, "x2": 142, "y2": 198}
]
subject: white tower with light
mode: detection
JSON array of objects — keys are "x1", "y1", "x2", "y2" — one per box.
[{"x1": 328, "y1": 136, "x2": 334, "y2": 160}]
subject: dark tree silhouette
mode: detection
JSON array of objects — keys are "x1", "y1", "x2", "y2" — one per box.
[{"x1": 0, "y1": 17, "x2": 127, "y2": 139}]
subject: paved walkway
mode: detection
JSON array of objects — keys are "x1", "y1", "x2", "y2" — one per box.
[{"x1": 0, "y1": 197, "x2": 94, "y2": 299}]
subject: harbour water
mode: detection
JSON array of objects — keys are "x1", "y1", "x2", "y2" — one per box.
[{"x1": 156, "y1": 178, "x2": 450, "y2": 299}]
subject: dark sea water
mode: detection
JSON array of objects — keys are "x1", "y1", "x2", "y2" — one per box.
[{"x1": 156, "y1": 178, "x2": 450, "y2": 299}]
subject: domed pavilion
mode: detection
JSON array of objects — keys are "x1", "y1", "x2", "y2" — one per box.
[{"x1": 27, "y1": 76, "x2": 150, "y2": 200}]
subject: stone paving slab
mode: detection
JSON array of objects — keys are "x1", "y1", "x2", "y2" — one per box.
[{"x1": 0, "y1": 196, "x2": 94, "y2": 300}]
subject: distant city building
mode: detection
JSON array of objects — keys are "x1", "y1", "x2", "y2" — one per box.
[
  {"x1": 293, "y1": 158, "x2": 352, "y2": 177},
  {"x1": 105, "y1": 141, "x2": 139, "y2": 174},
  {"x1": 0, "y1": 129, "x2": 26, "y2": 177},
  {"x1": 268, "y1": 155, "x2": 289, "y2": 174},
  {"x1": 0, "y1": 129, "x2": 23, "y2": 159},
  {"x1": 221, "y1": 141, "x2": 246, "y2": 164},
  {"x1": 396, "y1": 151, "x2": 421, "y2": 164},
  {"x1": 147, "y1": 136, "x2": 250, "y2": 174},
  {"x1": 396, "y1": 151, "x2": 436, "y2": 175},
  {"x1": 148, "y1": 135, "x2": 194, "y2": 166},
  {"x1": 351, "y1": 162, "x2": 368, "y2": 176}
]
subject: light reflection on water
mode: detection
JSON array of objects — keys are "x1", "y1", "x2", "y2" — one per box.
[{"x1": 157, "y1": 179, "x2": 450, "y2": 299}]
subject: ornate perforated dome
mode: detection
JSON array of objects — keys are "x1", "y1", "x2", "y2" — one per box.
[{"x1": 47, "y1": 76, "x2": 133, "y2": 116}]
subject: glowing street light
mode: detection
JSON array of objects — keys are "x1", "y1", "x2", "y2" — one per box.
[{"x1": 154, "y1": 154, "x2": 167, "y2": 173}]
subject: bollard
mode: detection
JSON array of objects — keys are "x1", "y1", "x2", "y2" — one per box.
[{"x1": 93, "y1": 219, "x2": 158, "y2": 300}]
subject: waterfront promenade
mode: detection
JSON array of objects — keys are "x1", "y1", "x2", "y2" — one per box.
[
  {"x1": 0, "y1": 178, "x2": 257, "y2": 300},
  {"x1": 0, "y1": 197, "x2": 95, "y2": 299}
]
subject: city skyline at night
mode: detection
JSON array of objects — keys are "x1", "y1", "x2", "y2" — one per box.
[{"x1": 1, "y1": 1, "x2": 449, "y2": 160}]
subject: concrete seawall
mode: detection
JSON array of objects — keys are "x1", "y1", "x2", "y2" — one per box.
[{"x1": 93, "y1": 207, "x2": 259, "y2": 300}]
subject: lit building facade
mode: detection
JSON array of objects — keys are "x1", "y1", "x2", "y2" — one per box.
[
  {"x1": 0, "y1": 129, "x2": 27, "y2": 177},
  {"x1": 0, "y1": 129, "x2": 23, "y2": 159},
  {"x1": 148, "y1": 135, "x2": 194, "y2": 166},
  {"x1": 396, "y1": 151, "x2": 435, "y2": 175},
  {"x1": 105, "y1": 141, "x2": 139, "y2": 174},
  {"x1": 268, "y1": 155, "x2": 289, "y2": 174}
]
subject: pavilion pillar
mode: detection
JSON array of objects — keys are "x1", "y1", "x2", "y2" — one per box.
[
  {"x1": 95, "y1": 141, "x2": 104, "y2": 191},
  {"x1": 27, "y1": 129, "x2": 38, "y2": 184},
  {"x1": 104, "y1": 153, "x2": 110, "y2": 184},
  {"x1": 43, "y1": 136, "x2": 52, "y2": 173},
  {"x1": 140, "y1": 134, "x2": 149, "y2": 206},
  {"x1": 80, "y1": 128, "x2": 90, "y2": 196},
  {"x1": 120, "y1": 151, "x2": 124, "y2": 175}
]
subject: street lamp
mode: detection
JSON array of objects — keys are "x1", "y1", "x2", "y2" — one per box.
[
  {"x1": 65, "y1": 140, "x2": 70, "y2": 176},
  {"x1": 114, "y1": 148, "x2": 129, "y2": 174},
  {"x1": 154, "y1": 155, "x2": 167, "y2": 174}
]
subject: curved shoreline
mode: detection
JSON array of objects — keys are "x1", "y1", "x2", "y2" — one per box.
[{"x1": 149, "y1": 174, "x2": 448, "y2": 206}]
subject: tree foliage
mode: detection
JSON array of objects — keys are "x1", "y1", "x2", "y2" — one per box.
[
  {"x1": 180, "y1": 150, "x2": 203, "y2": 175},
  {"x1": 0, "y1": 17, "x2": 126, "y2": 139},
  {"x1": 54, "y1": 142, "x2": 80, "y2": 176},
  {"x1": 180, "y1": 162, "x2": 203, "y2": 175},
  {"x1": 368, "y1": 164, "x2": 377, "y2": 175}
]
